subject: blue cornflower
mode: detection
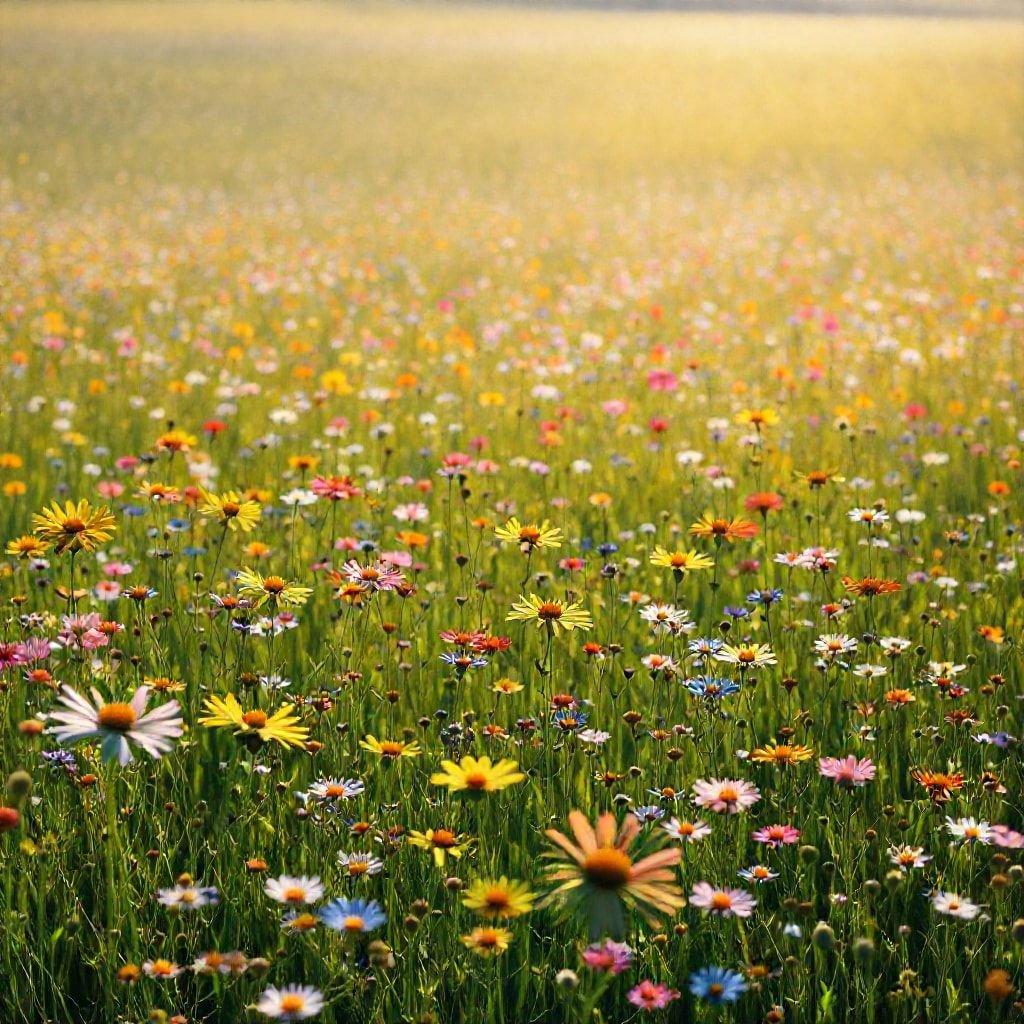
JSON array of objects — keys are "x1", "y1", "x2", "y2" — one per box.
[
  {"x1": 552, "y1": 708, "x2": 588, "y2": 732},
  {"x1": 439, "y1": 651, "x2": 488, "y2": 672},
  {"x1": 746, "y1": 587, "x2": 784, "y2": 608},
  {"x1": 688, "y1": 966, "x2": 748, "y2": 1004},
  {"x1": 688, "y1": 637, "x2": 724, "y2": 660},
  {"x1": 41, "y1": 749, "x2": 78, "y2": 772},
  {"x1": 685, "y1": 675, "x2": 740, "y2": 699},
  {"x1": 320, "y1": 897, "x2": 386, "y2": 934},
  {"x1": 723, "y1": 605, "x2": 751, "y2": 620}
]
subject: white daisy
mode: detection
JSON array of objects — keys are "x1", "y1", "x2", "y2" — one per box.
[
  {"x1": 47, "y1": 685, "x2": 183, "y2": 765},
  {"x1": 257, "y1": 983, "x2": 324, "y2": 1020},
  {"x1": 264, "y1": 875, "x2": 325, "y2": 906}
]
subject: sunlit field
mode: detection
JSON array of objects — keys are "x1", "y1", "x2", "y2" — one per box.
[{"x1": 0, "y1": 3, "x2": 1022, "y2": 1022}]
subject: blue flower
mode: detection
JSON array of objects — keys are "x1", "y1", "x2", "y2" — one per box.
[
  {"x1": 688, "y1": 966, "x2": 748, "y2": 1004},
  {"x1": 685, "y1": 675, "x2": 739, "y2": 699},
  {"x1": 320, "y1": 897, "x2": 386, "y2": 934},
  {"x1": 746, "y1": 587, "x2": 784, "y2": 608},
  {"x1": 687, "y1": 637, "x2": 723, "y2": 661},
  {"x1": 552, "y1": 708, "x2": 588, "y2": 732}
]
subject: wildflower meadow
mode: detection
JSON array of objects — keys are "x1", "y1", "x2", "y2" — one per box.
[{"x1": 0, "y1": 3, "x2": 1022, "y2": 1022}]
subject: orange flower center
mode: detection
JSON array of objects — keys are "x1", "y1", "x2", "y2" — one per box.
[
  {"x1": 62, "y1": 518, "x2": 86, "y2": 534},
  {"x1": 97, "y1": 703, "x2": 137, "y2": 731},
  {"x1": 282, "y1": 887, "x2": 307, "y2": 903},
  {"x1": 475, "y1": 929, "x2": 501, "y2": 947},
  {"x1": 710, "y1": 892, "x2": 733, "y2": 911},
  {"x1": 718, "y1": 786, "x2": 739, "y2": 802},
  {"x1": 431, "y1": 830, "x2": 456, "y2": 847},
  {"x1": 378, "y1": 741, "x2": 404, "y2": 757},
  {"x1": 463, "y1": 771, "x2": 489, "y2": 790},
  {"x1": 221, "y1": 501, "x2": 240, "y2": 516},
  {"x1": 343, "y1": 915, "x2": 365, "y2": 932},
  {"x1": 242, "y1": 710, "x2": 268, "y2": 729},
  {"x1": 582, "y1": 847, "x2": 632, "y2": 889},
  {"x1": 280, "y1": 995, "x2": 305, "y2": 1012},
  {"x1": 536, "y1": 602, "x2": 563, "y2": 620},
  {"x1": 485, "y1": 889, "x2": 510, "y2": 909},
  {"x1": 262, "y1": 576, "x2": 286, "y2": 594}
]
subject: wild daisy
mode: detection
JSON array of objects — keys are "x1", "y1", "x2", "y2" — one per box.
[{"x1": 47, "y1": 685, "x2": 183, "y2": 765}]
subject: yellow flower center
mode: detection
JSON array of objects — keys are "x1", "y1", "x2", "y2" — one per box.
[
  {"x1": 582, "y1": 847, "x2": 632, "y2": 889},
  {"x1": 97, "y1": 703, "x2": 137, "y2": 731},
  {"x1": 280, "y1": 995, "x2": 306, "y2": 1012}
]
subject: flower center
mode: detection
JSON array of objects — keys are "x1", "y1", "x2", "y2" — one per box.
[
  {"x1": 431, "y1": 829, "x2": 456, "y2": 847},
  {"x1": 63, "y1": 518, "x2": 86, "y2": 533},
  {"x1": 98, "y1": 702, "x2": 137, "y2": 731},
  {"x1": 709, "y1": 983, "x2": 724, "y2": 997},
  {"x1": 282, "y1": 887, "x2": 307, "y2": 903},
  {"x1": 582, "y1": 847, "x2": 632, "y2": 889},
  {"x1": 485, "y1": 889, "x2": 510, "y2": 909},
  {"x1": 343, "y1": 915, "x2": 365, "y2": 932},
  {"x1": 280, "y1": 995, "x2": 305, "y2": 1012},
  {"x1": 710, "y1": 892, "x2": 733, "y2": 911},
  {"x1": 221, "y1": 502, "x2": 240, "y2": 516},
  {"x1": 379, "y1": 741, "x2": 403, "y2": 757},
  {"x1": 262, "y1": 576, "x2": 286, "y2": 594},
  {"x1": 719, "y1": 786, "x2": 738, "y2": 802},
  {"x1": 476, "y1": 929, "x2": 500, "y2": 947},
  {"x1": 242, "y1": 710, "x2": 268, "y2": 729},
  {"x1": 536, "y1": 602, "x2": 563, "y2": 620},
  {"x1": 463, "y1": 771, "x2": 489, "y2": 790}
]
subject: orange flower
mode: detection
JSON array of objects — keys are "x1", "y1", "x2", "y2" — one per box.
[
  {"x1": 689, "y1": 514, "x2": 759, "y2": 543},
  {"x1": 542, "y1": 810, "x2": 684, "y2": 938},
  {"x1": 743, "y1": 491, "x2": 784, "y2": 515},
  {"x1": 911, "y1": 769, "x2": 964, "y2": 804},
  {"x1": 841, "y1": 575, "x2": 901, "y2": 597}
]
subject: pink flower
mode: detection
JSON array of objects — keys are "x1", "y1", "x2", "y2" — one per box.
[
  {"x1": 990, "y1": 825, "x2": 1024, "y2": 849},
  {"x1": 646, "y1": 369, "x2": 679, "y2": 393},
  {"x1": 818, "y1": 756, "x2": 876, "y2": 788},
  {"x1": 581, "y1": 940, "x2": 633, "y2": 975},
  {"x1": 752, "y1": 824, "x2": 801, "y2": 848},
  {"x1": 97, "y1": 481, "x2": 124, "y2": 499},
  {"x1": 692, "y1": 778, "x2": 761, "y2": 814},
  {"x1": 627, "y1": 980, "x2": 680, "y2": 1010},
  {"x1": 689, "y1": 882, "x2": 757, "y2": 918}
]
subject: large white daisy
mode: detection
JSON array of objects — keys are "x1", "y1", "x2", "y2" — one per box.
[{"x1": 47, "y1": 685, "x2": 183, "y2": 765}]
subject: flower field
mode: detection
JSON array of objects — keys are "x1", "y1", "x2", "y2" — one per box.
[{"x1": 0, "y1": 3, "x2": 1022, "y2": 1022}]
